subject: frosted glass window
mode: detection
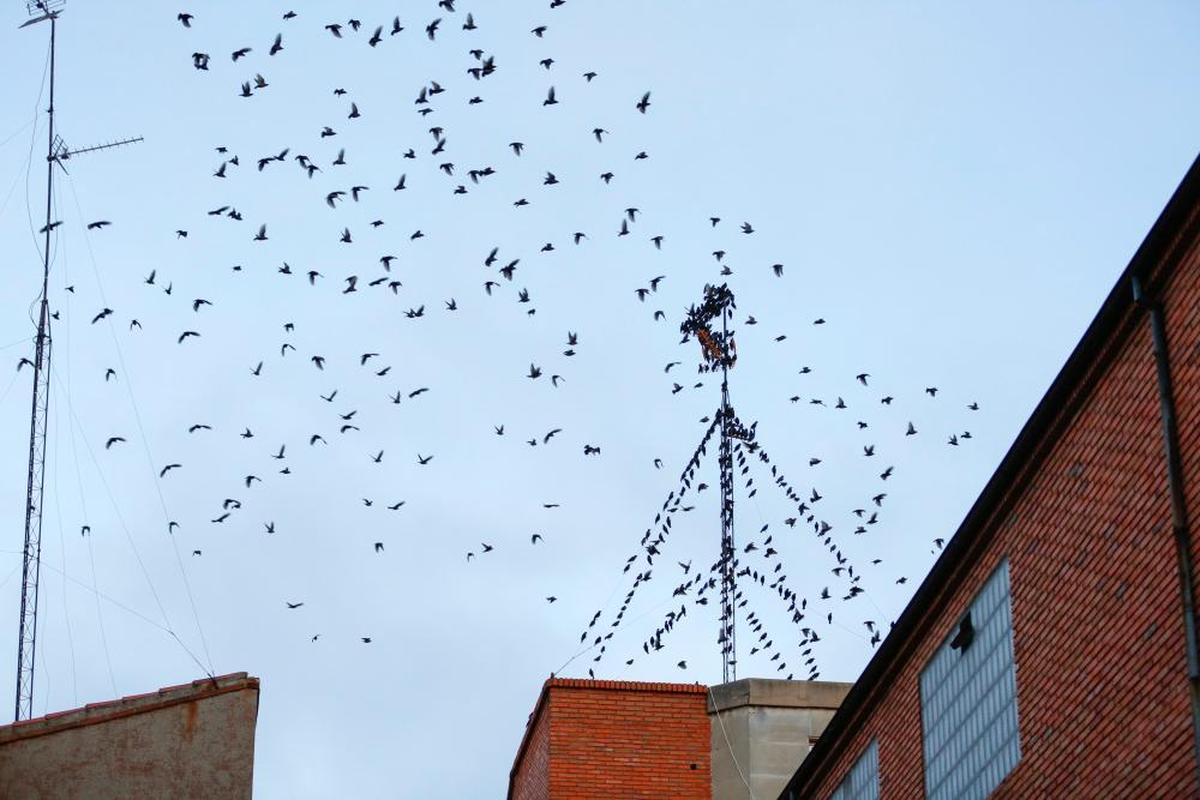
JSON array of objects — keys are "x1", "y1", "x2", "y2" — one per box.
[
  {"x1": 828, "y1": 739, "x2": 879, "y2": 800},
  {"x1": 920, "y1": 559, "x2": 1020, "y2": 800}
]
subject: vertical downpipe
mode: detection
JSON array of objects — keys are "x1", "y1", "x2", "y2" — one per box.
[{"x1": 1133, "y1": 274, "x2": 1200, "y2": 787}]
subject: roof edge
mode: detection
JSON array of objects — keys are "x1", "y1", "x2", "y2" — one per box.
[
  {"x1": 780, "y1": 150, "x2": 1200, "y2": 799},
  {"x1": 0, "y1": 672, "x2": 259, "y2": 746}
]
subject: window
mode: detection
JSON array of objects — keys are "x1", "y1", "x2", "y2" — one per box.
[
  {"x1": 828, "y1": 739, "x2": 879, "y2": 800},
  {"x1": 920, "y1": 559, "x2": 1020, "y2": 800}
]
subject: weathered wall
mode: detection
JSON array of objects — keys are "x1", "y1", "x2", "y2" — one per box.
[
  {"x1": 709, "y1": 679, "x2": 850, "y2": 800},
  {"x1": 800, "y1": 189, "x2": 1200, "y2": 797},
  {"x1": 0, "y1": 673, "x2": 258, "y2": 800}
]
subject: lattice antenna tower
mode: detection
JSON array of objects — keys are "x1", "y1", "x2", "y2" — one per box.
[
  {"x1": 680, "y1": 283, "x2": 749, "y2": 683},
  {"x1": 15, "y1": 0, "x2": 142, "y2": 721}
]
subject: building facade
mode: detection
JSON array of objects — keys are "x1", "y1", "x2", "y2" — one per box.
[
  {"x1": 509, "y1": 677, "x2": 850, "y2": 800},
  {"x1": 0, "y1": 672, "x2": 259, "y2": 799},
  {"x1": 780, "y1": 155, "x2": 1200, "y2": 799}
]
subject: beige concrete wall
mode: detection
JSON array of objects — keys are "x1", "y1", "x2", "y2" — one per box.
[
  {"x1": 708, "y1": 678, "x2": 851, "y2": 800},
  {"x1": 0, "y1": 673, "x2": 258, "y2": 800}
]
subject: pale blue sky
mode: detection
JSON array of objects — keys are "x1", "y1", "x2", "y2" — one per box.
[{"x1": 0, "y1": 2, "x2": 1197, "y2": 797}]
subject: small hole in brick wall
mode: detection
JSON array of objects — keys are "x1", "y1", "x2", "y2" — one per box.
[
  {"x1": 689, "y1": 763, "x2": 697, "y2": 770},
  {"x1": 1114, "y1": 581, "x2": 1127, "y2": 601},
  {"x1": 1067, "y1": 462, "x2": 1085, "y2": 479}
]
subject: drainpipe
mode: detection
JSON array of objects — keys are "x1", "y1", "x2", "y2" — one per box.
[{"x1": 1132, "y1": 274, "x2": 1200, "y2": 787}]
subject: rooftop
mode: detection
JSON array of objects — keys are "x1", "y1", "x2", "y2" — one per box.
[{"x1": 0, "y1": 672, "x2": 259, "y2": 746}]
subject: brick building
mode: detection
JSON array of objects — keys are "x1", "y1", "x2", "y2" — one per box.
[
  {"x1": 778, "y1": 155, "x2": 1200, "y2": 799},
  {"x1": 509, "y1": 678, "x2": 711, "y2": 800},
  {"x1": 508, "y1": 677, "x2": 850, "y2": 800}
]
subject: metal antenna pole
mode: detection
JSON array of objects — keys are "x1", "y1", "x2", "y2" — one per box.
[
  {"x1": 681, "y1": 283, "x2": 741, "y2": 682},
  {"x1": 13, "y1": 3, "x2": 140, "y2": 721},
  {"x1": 16, "y1": 0, "x2": 62, "y2": 722},
  {"x1": 718, "y1": 303, "x2": 737, "y2": 683}
]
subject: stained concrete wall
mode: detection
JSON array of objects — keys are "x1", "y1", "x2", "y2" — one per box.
[
  {"x1": 0, "y1": 672, "x2": 258, "y2": 800},
  {"x1": 708, "y1": 678, "x2": 851, "y2": 800}
]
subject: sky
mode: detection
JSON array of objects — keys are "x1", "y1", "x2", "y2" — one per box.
[{"x1": 0, "y1": 2, "x2": 1197, "y2": 797}]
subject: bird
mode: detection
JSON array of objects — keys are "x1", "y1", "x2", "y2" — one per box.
[
  {"x1": 104, "y1": 436, "x2": 125, "y2": 450},
  {"x1": 177, "y1": 12, "x2": 194, "y2": 27},
  {"x1": 159, "y1": 464, "x2": 182, "y2": 477},
  {"x1": 177, "y1": 331, "x2": 200, "y2": 344},
  {"x1": 286, "y1": 602, "x2": 304, "y2": 610},
  {"x1": 543, "y1": 86, "x2": 557, "y2": 106},
  {"x1": 374, "y1": 542, "x2": 384, "y2": 553},
  {"x1": 950, "y1": 614, "x2": 975, "y2": 650},
  {"x1": 87, "y1": 220, "x2": 111, "y2": 230},
  {"x1": 417, "y1": 454, "x2": 433, "y2": 465},
  {"x1": 636, "y1": 91, "x2": 651, "y2": 113}
]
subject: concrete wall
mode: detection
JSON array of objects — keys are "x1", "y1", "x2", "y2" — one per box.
[
  {"x1": 708, "y1": 679, "x2": 851, "y2": 800},
  {"x1": 0, "y1": 672, "x2": 258, "y2": 800}
]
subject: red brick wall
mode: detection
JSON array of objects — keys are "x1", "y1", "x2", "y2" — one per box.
[
  {"x1": 511, "y1": 699, "x2": 550, "y2": 800},
  {"x1": 509, "y1": 679, "x2": 711, "y2": 800},
  {"x1": 804, "y1": 218, "x2": 1200, "y2": 797}
]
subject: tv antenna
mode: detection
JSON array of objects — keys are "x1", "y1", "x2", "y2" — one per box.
[
  {"x1": 680, "y1": 284, "x2": 746, "y2": 682},
  {"x1": 15, "y1": 0, "x2": 142, "y2": 721}
]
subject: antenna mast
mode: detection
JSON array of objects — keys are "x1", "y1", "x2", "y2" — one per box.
[
  {"x1": 15, "y1": 0, "x2": 64, "y2": 723},
  {"x1": 682, "y1": 284, "x2": 740, "y2": 682},
  {"x1": 15, "y1": 0, "x2": 142, "y2": 720}
]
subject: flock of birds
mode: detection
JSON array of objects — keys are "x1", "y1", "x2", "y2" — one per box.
[{"x1": 24, "y1": 3, "x2": 983, "y2": 685}]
